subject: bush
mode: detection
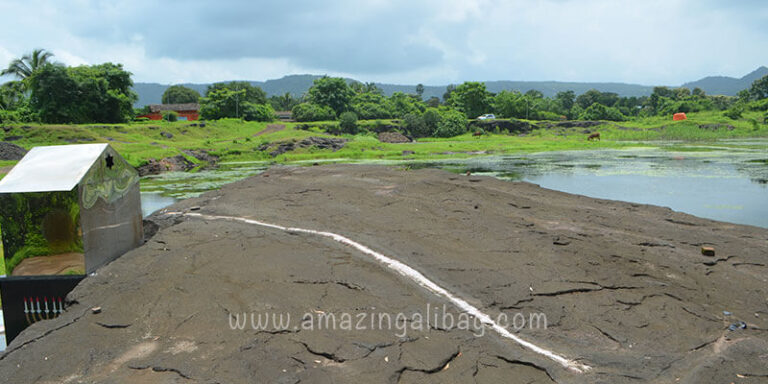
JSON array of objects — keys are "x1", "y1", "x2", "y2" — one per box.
[
  {"x1": 579, "y1": 103, "x2": 626, "y2": 121},
  {"x1": 353, "y1": 101, "x2": 393, "y2": 120},
  {"x1": 0, "y1": 107, "x2": 36, "y2": 123},
  {"x1": 242, "y1": 102, "x2": 276, "y2": 122},
  {"x1": 531, "y1": 110, "x2": 563, "y2": 121},
  {"x1": 402, "y1": 113, "x2": 426, "y2": 137},
  {"x1": 291, "y1": 103, "x2": 336, "y2": 122},
  {"x1": 338, "y1": 111, "x2": 359, "y2": 134},
  {"x1": 723, "y1": 104, "x2": 744, "y2": 120},
  {"x1": 748, "y1": 98, "x2": 768, "y2": 111},
  {"x1": 434, "y1": 110, "x2": 467, "y2": 137},
  {"x1": 421, "y1": 108, "x2": 442, "y2": 136},
  {"x1": 162, "y1": 110, "x2": 178, "y2": 122}
]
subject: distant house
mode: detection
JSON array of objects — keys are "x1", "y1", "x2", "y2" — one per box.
[
  {"x1": 138, "y1": 103, "x2": 200, "y2": 121},
  {"x1": 275, "y1": 110, "x2": 293, "y2": 121}
]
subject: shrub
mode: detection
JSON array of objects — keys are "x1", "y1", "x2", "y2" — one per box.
[
  {"x1": 579, "y1": 103, "x2": 626, "y2": 121},
  {"x1": 242, "y1": 102, "x2": 276, "y2": 122},
  {"x1": 353, "y1": 101, "x2": 393, "y2": 120},
  {"x1": 723, "y1": 104, "x2": 744, "y2": 120},
  {"x1": 291, "y1": 103, "x2": 336, "y2": 122},
  {"x1": 339, "y1": 111, "x2": 359, "y2": 134},
  {"x1": 434, "y1": 110, "x2": 467, "y2": 137},
  {"x1": 402, "y1": 113, "x2": 426, "y2": 137},
  {"x1": 421, "y1": 108, "x2": 442, "y2": 136},
  {"x1": 532, "y1": 110, "x2": 563, "y2": 121},
  {"x1": 748, "y1": 98, "x2": 768, "y2": 111},
  {"x1": 0, "y1": 107, "x2": 36, "y2": 123},
  {"x1": 162, "y1": 110, "x2": 178, "y2": 122}
]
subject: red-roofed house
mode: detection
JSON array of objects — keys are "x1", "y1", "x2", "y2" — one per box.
[{"x1": 138, "y1": 103, "x2": 200, "y2": 121}]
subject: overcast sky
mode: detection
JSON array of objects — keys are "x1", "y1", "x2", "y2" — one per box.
[{"x1": 0, "y1": 0, "x2": 766, "y2": 86}]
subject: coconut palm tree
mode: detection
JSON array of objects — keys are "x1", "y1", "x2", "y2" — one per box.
[{"x1": 1, "y1": 49, "x2": 54, "y2": 80}]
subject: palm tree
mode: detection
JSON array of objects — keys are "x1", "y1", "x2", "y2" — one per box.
[{"x1": 1, "y1": 49, "x2": 54, "y2": 80}]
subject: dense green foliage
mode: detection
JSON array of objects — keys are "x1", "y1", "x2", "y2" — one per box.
[
  {"x1": 162, "y1": 85, "x2": 200, "y2": 104},
  {"x1": 28, "y1": 63, "x2": 137, "y2": 123},
  {"x1": 200, "y1": 82, "x2": 273, "y2": 121},
  {"x1": 269, "y1": 92, "x2": 301, "y2": 111},
  {"x1": 241, "y1": 102, "x2": 276, "y2": 122},
  {"x1": 434, "y1": 110, "x2": 468, "y2": 137},
  {"x1": 351, "y1": 92, "x2": 393, "y2": 119},
  {"x1": 749, "y1": 75, "x2": 768, "y2": 100},
  {"x1": 338, "y1": 111, "x2": 359, "y2": 134},
  {"x1": 206, "y1": 81, "x2": 267, "y2": 104},
  {"x1": 447, "y1": 81, "x2": 491, "y2": 119},
  {"x1": 292, "y1": 103, "x2": 336, "y2": 122},
  {"x1": 579, "y1": 103, "x2": 626, "y2": 121},
  {"x1": 307, "y1": 76, "x2": 354, "y2": 116}
]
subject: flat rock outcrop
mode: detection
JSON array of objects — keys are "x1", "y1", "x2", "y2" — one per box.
[{"x1": 1, "y1": 165, "x2": 767, "y2": 383}]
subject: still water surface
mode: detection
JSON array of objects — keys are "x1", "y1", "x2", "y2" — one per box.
[{"x1": 140, "y1": 140, "x2": 768, "y2": 228}]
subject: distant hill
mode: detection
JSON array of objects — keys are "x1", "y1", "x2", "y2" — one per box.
[
  {"x1": 682, "y1": 66, "x2": 768, "y2": 96},
  {"x1": 132, "y1": 76, "x2": 657, "y2": 107},
  {"x1": 132, "y1": 67, "x2": 768, "y2": 107}
]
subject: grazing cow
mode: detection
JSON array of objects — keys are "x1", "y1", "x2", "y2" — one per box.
[
  {"x1": 472, "y1": 131, "x2": 484, "y2": 137},
  {"x1": 587, "y1": 132, "x2": 601, "y2": 141}
]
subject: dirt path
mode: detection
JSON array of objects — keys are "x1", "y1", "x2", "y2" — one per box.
[
  {"x1": 1, "y1": 165, "x2": 766, "y2": 383},
  {"x1": 253, "y1": 124, "x2": 285, "y2": 137}
]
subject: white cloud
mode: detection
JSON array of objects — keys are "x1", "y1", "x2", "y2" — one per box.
[{"x1": 0, "y1": 0, "x2": 766, "y2": 86}]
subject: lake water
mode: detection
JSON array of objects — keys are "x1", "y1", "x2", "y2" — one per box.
[{"x1": 139, "y1": 140, "x2": 768, "y2": 228}]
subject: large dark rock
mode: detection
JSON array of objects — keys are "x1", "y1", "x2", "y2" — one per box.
[
  {"x1": 378, "y1": 131, "x2": 412, "y2": 143},
  {"x1": 182, "y1": 149, "x2": 219, "y2": 164},
  {"x1": 137, "y1": 155, "x2": 196, "y2": 176},
  {"x1": 1, "y1": 165, "x2": 766, "y2": 382},
  {"x1": 264, "y1": 136, "x2": 347, "y2": 157},
  {"x1": 548, "y1": 120, "x2": 605, "y2": 129},
  {"x1": 469, "y1": 119, "x2": 539, "y2": 133},
  {"x1": 0, "y1": 141, "x2": 27, "y2": 160},
  {"x1": 699, "y1": 123, "x2": 736, "y2": 131}
]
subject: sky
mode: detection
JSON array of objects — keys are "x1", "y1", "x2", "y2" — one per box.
[{"x1": 0, "y1": 0, "x2": 766, "y2": 86}]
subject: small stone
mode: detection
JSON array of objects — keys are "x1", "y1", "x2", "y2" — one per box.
[
  {"x1": 91, "y1": 306, "x2": 102, "y2": 314},
  {"x1": 701, "y1": 246, "x2": 715, "y2": 257}
]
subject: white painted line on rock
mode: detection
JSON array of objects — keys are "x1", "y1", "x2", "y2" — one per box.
[{"x1": 171, "y1": 211, "x2": 591, "y2": 373}]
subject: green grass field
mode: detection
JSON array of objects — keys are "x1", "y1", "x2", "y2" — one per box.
[{"x1": 0, "y1": 111, "x2": 766, "y2": 170}]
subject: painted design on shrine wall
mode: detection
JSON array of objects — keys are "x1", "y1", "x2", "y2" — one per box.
[{"x1": 80, "y1": 149, "x2": 139, "y2": 210}]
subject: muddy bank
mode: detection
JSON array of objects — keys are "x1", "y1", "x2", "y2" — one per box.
[{"x1": 1, "y1": 165, "x2": 767, "y2": 383}]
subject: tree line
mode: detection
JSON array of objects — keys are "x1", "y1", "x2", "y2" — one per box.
[
  {"x1": 0, "y1": 49, "x2": 136, "y2": 124},
  {"x1": 2, "y1": 49, "x2": 767, "y2": 130}
]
